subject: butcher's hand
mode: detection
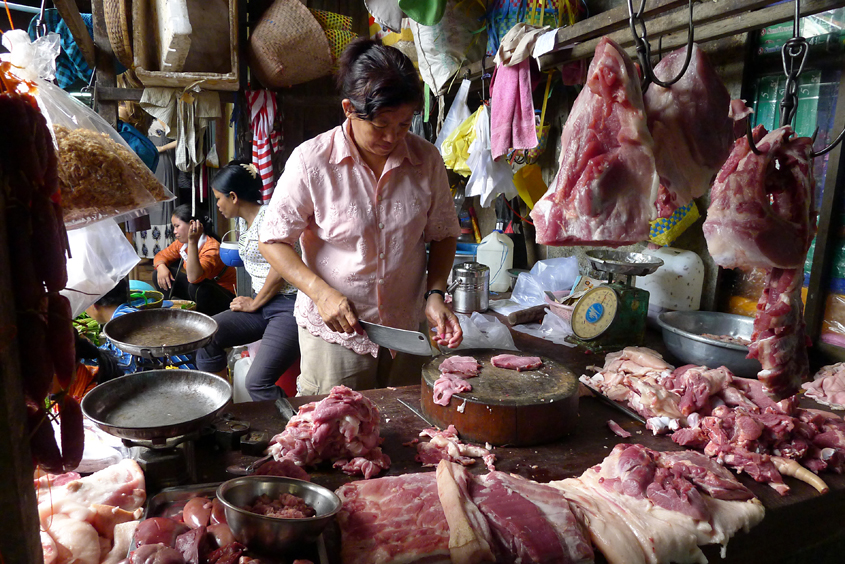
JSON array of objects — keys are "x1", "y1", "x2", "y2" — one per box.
[
  {"x1": 230, "y1": 296, "x2": 257, "y2": 313},
  {"x1": 314, "y1": 287, "x2": 360, "y2": 334},
  {"x1": 156, "y1": 264, "x2": 174, "y2": 290},
  {"x1": 426, "y1": 295, "x2": 463, "y2": 348}
]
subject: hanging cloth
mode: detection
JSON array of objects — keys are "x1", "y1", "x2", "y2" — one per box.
[
  {"x1": 140, "y1": 84, "x2": 221, "y2": 174},
  {"x1": 246, "y1": 89, "x2": 282, "y2": 203},
  {"x1": 490, "y1": 59, "x2": 536, "y2": 161}
]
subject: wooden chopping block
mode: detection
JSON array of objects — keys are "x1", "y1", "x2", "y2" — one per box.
[
  {"x1": 420, "y1": 349, "x2": 579, "y2": 447},
  {"x1": 507, "y1": 305, "x2": 548, "y2": 325}
]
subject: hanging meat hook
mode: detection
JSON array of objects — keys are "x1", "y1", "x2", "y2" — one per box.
[
  {"x1": 745, "y1": 0, "x2": 845, "y2": 158},
  {"x1": 628, "y1": 0, "x2": 695, "y2": 90}
]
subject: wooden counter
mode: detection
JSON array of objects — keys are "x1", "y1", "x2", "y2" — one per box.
[{"x1": 195, "y1": 326, "x2": 845, "y2": 564}]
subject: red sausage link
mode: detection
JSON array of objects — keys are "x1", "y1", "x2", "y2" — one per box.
[
  {"x1": 60, "y1": 396, "x2": 84, "y2": 471},
  {"x1": 32, "y1": 192, "x2": 68, "y2": 292},
  {"x1": 47, "y1": 293, "x2": 75, "y2": 390},
  {"x1": 17, "y1": 301, "x2": 53, "y2": 403},
  {"x1": 27, "y1": 401, "x2": 62, "y2": 473}
]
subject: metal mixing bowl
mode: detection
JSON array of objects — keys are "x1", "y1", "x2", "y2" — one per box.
[
  {"x1": 656, "y1": 311, "x2": 762, "y2": 377},
  {"x1": 216, "y1": 476, "x2": 341, "y2": 554}
]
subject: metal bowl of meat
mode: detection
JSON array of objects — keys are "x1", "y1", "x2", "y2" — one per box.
[
  {"x1": 216, "y1": 476, "x2": 341, "y2": 554},
  {"x1": 656, "y1": 311, "x2": 762, "y2": 378}
]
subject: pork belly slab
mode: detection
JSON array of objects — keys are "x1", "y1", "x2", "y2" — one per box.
[
  {"x1": 549, "y1": 444, "x2": 764, "y2": 564},
  {"x1": 336, "y1": 462, "x2": 593, "y2": 564},
  {"x1": 335, "y1": 471, "x2": 452, "y2": 564},
  {"x1": 531, "y1": 37, "x2": 659, "y2": 246},
  {"x1": 470, "y1": 472, "x2": 593, "y2": 564}
]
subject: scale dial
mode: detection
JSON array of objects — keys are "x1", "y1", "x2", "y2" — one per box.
[{"x1": 571, "y1": 285, "x2": 619, "y2": 340}]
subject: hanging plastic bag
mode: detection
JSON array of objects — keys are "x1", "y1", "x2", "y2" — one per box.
[
  {"x1": 410, "y1": 0, "x2": 486, "y2": 93},
  {"x1": 512, "y1": 163, "x2": 548, "y2": 209},
  {"x1": 435, "y1": 79, "x2": 472, "y2": 150},
  {"x1": 2, "y1": 32, "x2": 174, "y2": 229},
  {"x1": 441, "y1": 106, "x2": 483, "y2": 176},
  {"x1": 62, "y1": 219, "x2": 141, "y2": 318},
  {"x1": 465, "y1": 104, "x2": 518, "y2": 207}
]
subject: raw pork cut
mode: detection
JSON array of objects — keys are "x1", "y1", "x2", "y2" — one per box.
[
  {"x1": 436, "y1": 461, "x2": 496, "y2": 564},
  {"x1": 439, "y1": 356, "x2": 482, "y2": 377},
  {"x1": 644, "y1": 44, "x2": 735, "y2": 211},
  {"x1": 490, "y1": 354, "x2": 543, "y2": 371},
  {"x1": 335, "y1": 472, "x2": 452, "y2": 564},
  {"x1": 469, "y1": 471, "x2": 593, "y2": 564},
  {"x1": 268, "y1": 385, "x2": 389, "y2": 478},
  {"x1": 434, "y1": 372, "x2": 473, "y2": 406},
  {"x1": 549, "y1": 444, "x2": 764, "y2": 564},
  {"x1": 531, "y1": 37, "x2": 659, "y2": 246},
  {"x1": 36, "y1": 459, "x2": 146, "y2": 523},
  {"x1": 748, "y1": 267, "x2": 811, "y2": 400},
  {"x1": 416, "y1": 425, "x2": 496, "y2": 471},
  {"x1": 703, "y1": 125, "x2": 815, "y2": 270},
  {"x1": 803, "y1": 362, "x2": 845, "y2": 409}
]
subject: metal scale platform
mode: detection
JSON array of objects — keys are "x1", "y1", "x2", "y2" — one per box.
[{"x1": 567, "y1": 250, "x2": 663, "y2": 352}]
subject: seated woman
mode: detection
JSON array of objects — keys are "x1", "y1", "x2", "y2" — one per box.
[
  {"x1": 152, "y1": 204, "x2": 236, "y2": 316},
  {"x1": 85, "y1": 277, "x2": 193, "y2": 374},
  {"x1": 195, "y1": 161, "x2": 299, "y2": 401}
]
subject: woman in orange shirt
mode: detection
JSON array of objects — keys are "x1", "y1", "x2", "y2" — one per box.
[{"x1": 153, "y1": 204, "x2": 236, "y2": 315}]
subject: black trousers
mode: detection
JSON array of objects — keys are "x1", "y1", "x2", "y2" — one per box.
[{"x1": 153, "y1": 262, "x2": 234, "y2": 317}]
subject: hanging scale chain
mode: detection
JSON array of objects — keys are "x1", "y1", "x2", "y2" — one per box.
[{"x1": 779, "y1": 36, "x2": 808, "y2": 128}]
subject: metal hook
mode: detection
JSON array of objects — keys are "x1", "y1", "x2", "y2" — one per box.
[
  {"x1": 33, "y1": 0, "x2": 48, "y2": 38},
  {"x1": 746, "y1": 119, "x2": 762, "y2": 156},
  {"x1": 628, "y1": 0, "x2": 695, "y2": 90}
]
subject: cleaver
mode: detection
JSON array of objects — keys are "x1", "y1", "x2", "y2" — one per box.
[{"x1": 359, "y1": 320, "x2": 434, "y2": 356}]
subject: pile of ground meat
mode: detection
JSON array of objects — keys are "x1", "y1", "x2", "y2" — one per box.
[{"x1": 244, "y1": 493, "x2": 316, "y2": 519}]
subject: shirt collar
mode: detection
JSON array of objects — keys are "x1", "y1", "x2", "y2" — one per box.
[{"x1": 330, "y1": 119, "x2": 421, "y2": 169}]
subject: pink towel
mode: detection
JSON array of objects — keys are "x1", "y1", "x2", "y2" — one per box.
[{"x1": 490, "y1": 59, "x2": 537, "y2": 161}]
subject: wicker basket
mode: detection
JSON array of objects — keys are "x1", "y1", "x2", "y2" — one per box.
[
  {"x1": 248, "y1": 0, "x2": 333, "y2": 88},
  {"x1": 132, "y1": 0, "x2": 239, "y2": 91},
  {"x1": 105, "y1": 0, "x2": 133, "y2": 69}
]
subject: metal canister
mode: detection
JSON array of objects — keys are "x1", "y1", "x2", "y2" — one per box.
[{"x1": 447, "y1": 262, "x2": 489, "y2": 313}]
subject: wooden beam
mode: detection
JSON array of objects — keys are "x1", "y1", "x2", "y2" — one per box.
[
  {"x1": 92, "y1": 0, "x2": 117, "y2": 127},
  {"x1": 53, "y1": 0, "x2": 97, "y2": 68},
  {"x1": 538, "y1": 0, "x2": 845, "y2": 70},
  {"x1": 96, "y1": 87, "x2": 144, "y2": 102}
]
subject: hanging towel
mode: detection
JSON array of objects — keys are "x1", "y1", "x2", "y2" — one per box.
[
  {"x1": 246, "y1": 90, "x2": 282, "y2": 203},
  {"x1": 490, "y1": 59, "x2": 536, "y2": 161},
  {"x1": 494, "y1": 22, "x2": 550, "y2": 67}
]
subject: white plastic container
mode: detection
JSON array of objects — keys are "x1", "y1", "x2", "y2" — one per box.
[
  {"x1": 634, "y1": 247, "x2": 704, "y2": 311},
  {"x1": 476, "y1": 230, "x2": 514, "y2": 292}
]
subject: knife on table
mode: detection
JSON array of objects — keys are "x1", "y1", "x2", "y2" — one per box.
[
  {"x1": 581, "y1": 381, "x2": 646, "y2": 424},
  {"x1": 397, "y1": 398, "x2": 441, "y2": 430},
  {"x1": 359, "y1": 320, "x2": 434, "y2": 356}
]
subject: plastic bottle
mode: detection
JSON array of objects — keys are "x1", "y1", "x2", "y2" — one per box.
[{"x1": 476, "y1": 228, "x2": 514, "y2": 292}]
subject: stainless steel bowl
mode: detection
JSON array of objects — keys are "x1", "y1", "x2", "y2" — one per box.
[
  {"x1": 656, "y1": 311, "x2": 762, "y2": 378},
  {"x1": 216, "y1": 476, "x2": 341, "y2": 554}
]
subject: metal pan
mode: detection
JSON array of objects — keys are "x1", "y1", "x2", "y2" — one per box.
[
  {"x1": 81, "y1": 370, "x2": 232, "y2": 441},
  {"x1": 104, "y1": 308, "x2": 218, "y2": 358}
]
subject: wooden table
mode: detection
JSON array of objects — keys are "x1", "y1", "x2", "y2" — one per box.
[{"x1": 194, "y1": 326, "x2": 845, "y2": 564}]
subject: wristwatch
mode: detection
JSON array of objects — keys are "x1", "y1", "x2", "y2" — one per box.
[{"x1": 424, "y1": 289, "x2": 446, "y2": 301}]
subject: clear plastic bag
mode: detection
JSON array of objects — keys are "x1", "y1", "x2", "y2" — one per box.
[
  {"x1": 511, "y1": 256, "x2": 580, "y2": 306},
  {"x1": 34, "y1": 78, "x2": 174, "y2": 229},
  {"x1": 435, "y1": 79, "x2": 471, "y2": 150},
  {"x1": 443, "y1": 312, "x2": 519, "y2": 352},
  {"x1": 61, "y1": 219, "x2": 141, "y2": 318}
]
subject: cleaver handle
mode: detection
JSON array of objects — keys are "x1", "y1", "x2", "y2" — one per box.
[{"x1": 507, "y1": 305, "x2": 548, "y2": 326}]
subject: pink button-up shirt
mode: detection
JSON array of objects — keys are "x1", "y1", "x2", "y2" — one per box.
[{"x1": 260, "y1": 121, "x2": 460, "y2": 356}]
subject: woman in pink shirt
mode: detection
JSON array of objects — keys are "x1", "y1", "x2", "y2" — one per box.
[{"x1": 259, "y1": 38, "x2": 462, "y2": 395}]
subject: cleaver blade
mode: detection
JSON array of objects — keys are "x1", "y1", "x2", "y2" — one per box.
[{"x1": 359, "y1": 321, "x2": 433, "y2": 356}]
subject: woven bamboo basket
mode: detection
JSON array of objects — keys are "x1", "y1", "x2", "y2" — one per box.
[{"x1": 105, "y1": 0, "x2": 133, "y2": 69}]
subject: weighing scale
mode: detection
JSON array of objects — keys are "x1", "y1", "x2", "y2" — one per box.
[{"x1": 567, "y1": 250, "x2": 663, "y2": 352}]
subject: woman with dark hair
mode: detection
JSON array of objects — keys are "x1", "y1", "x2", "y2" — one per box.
[
  {"x1": 152, "y1": 204, "x2": 236, "y2": 315},
  {"x1": 194, "y1": 160, "x2": 300, "y2": 401},
  {"x1": 259, "y1": 38, "x2": 462, "y2": 396}
]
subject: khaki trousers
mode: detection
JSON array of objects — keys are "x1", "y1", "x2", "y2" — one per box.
[{"x1": 296, "y1": 326, "x2": 427, "y2": 396}]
